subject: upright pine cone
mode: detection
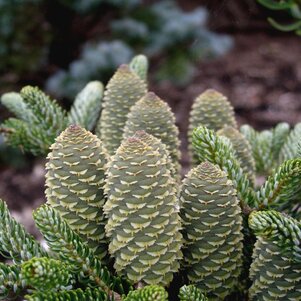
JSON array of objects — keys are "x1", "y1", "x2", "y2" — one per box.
[
  {"x1": 132, "y1": 130, "x2": 177, "y2": 184},
  {"x1": 249, "y1": 210, "x2": 301, "y2": 301},
  {"x1": 180, "y1": 161, "x2": 243, "y2": 300},
  {"x1": 188, "y1": 89, "x2": 237, "y2": 164},
  {"x1": 104, "y1": 137, "x2": 182, "y2": 285},
  {"x1": 96, "y1": 64, "x2": 147, "y2": 155},
  {"x1": 123, "y1": 92, "x2": 181, "y2": 176},
  {"x1": 45, "y1": 125, "x2": 109, "y2": 260},
  {"x1": 217, "y1": 126, "x2": 255, "y2": 186}
]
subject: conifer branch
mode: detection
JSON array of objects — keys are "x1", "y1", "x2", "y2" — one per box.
[
  {"x1": 192, "y1": 126, "x2": 255, "y2": 207},
  {"x1": 25, "y1": 287, "x2": 110, "y2": 301},
  {"x1": 33, "y1": 205, "x2": 132, "y2": 297},
  {"x1": 255, "y1": 158, "x2": 301, "y2": 210},
  {"x1": 0, "y1": 199, "x2": 47, "y2": 264}
]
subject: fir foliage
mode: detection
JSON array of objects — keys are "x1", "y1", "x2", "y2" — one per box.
[
  {"x1": 68, "y1": 81, "x2": 104, "y2": 131},
  {"x1": 249, "y1": 210, "x2": 301, "y2": 300},
  {"x1": 192, "y1": 125, "x2": 255, "y2": 207},
  {"x1": 0, "y1": 263, "x2": 23, "y2": 300},
  {"x1": 255, "y1": 158, "x2": 301, "y2": 210},
  {"x1": 0, "y1": 92, "x2": 33, "y2": 121},
  {"x1": 217, "y1": 126, "x2": 256, "y2": 186},
  {"x1": 0, "y1": 86, "x2": 68, "y2": 155},
  {"x1": 0, "y1": 199, "x2": 46, "y2": 264},
  {"x1": 33, "y1": 204, "x2": 132, "y2": 296},
  {"x1": 129, "y1": 54, "x2": 148, "y2": 83},
  {"x1": 178, "y1": 285, "x2": 208, "y2": 301},
  {"x1": 25, "y1": 287, "x2": 110, "y2": 301},
  {"x1": 279, "y1": 122, "x2": 301, "y2": 163},
  {"x1": 21, "y1": 257, "x2": 73, "y2": 291},
  {"x1": 123, "y1": 285, "x2": 168, "y2": 301}
]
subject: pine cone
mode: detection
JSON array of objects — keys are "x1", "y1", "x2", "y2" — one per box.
[
  {"x1": 180, "y1": 161, "x2": 243, "y2": 300},
  {"x1": 45, "y1": 125, "x2": 109, "y2": 260},
  {"x1": 104, "y1": 137, "x2": 182, "y2": 285}
]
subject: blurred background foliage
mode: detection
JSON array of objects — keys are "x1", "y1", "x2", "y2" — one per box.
[
  {"x1": 0, "y1": 0, "x2": 233, "y2": 98},
  {"x1": 0, "y1": 0, "x2": 299, "y2": 168}
]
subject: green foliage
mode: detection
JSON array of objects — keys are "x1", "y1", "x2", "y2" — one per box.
[
  {"x1": 68, "y1": 81, "x2": 104, "y2": 131},
  {"x1": 1, "y1": 82, "x2": 105, "y2": 155},
  {"x1": 123, "y1": 92, "x2": 181, "y2": 176},
  {"x1": 240, "y1": 123, "x2": 291, "y2": 175},
  {"x1": 192, "y1": 125, "x2": 255, "y2": 207},
  {"x1": 33, "y1": 204, "x2": 132, "y2": 296},
  {"x1": 96, "y1": 64, "x2": 147, "y2": 155},
  {"x1": 123, "y1": 285, "x2": 168, "y2": 301},
  {"x1": 249, "y1": 210, "x2": 301, "y2": 300},
  {"x1": 180, "y1": 161, "x2": 243, "y2": 299},
  {"x1": 178, "y1": 285, "x2": 208, "y2": 301},
  {"x1": 25, "y1": 287, "x2": 109, "y2": 301},
  {"x1": 1, "y1": 86, "x2": 69, "y2": 155},
  {"x1": 279, "y1": 122, "x2": 301, "y2": 162},
  {"x1": 1, "y1": 92, "x2": 33, "y2": 121},
  {"x1": 104, "y1": 136, "x2": 182, "y2": 285},
  {"x1": 257, "y1": 0, "x2": 301, "y2": 34},
  {"x1": 0, "y1": 199, "x2": 46, "y2": 264},
  {"x1": 255, "y1": 158, "x2": 301, "y2": 210},
  {"x1": 129, "y1": 54, "x2": 149, "y2": 83},
  {"x1": 21, "y1": 257, "x2": 73, "y2": 291},
  {"x1": 217, "y1": 126, "x2": 256, "y2": 186},
  {"x1": 0, "y1": 263, "x2": 23, "y2": 299}
]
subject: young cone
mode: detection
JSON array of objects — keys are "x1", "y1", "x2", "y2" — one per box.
[
  {"x1": 188, "y1": 89, "x2": 236, "y2": 164},
  {"x1": 180, "y1": 161, "x2": 243, "y2": 300},
  {"x1": 123, "y1": 92, "x2": 181, "y2": 176},
  {"x1": 104, "y1": 137, "x2": 182, "y2": 285},
  {"x1": 45, "y1": 125, "x2": 109, "y2": 260},
  {"x1": 96, "y1": 64, "x2": 147, "y2": 155}
]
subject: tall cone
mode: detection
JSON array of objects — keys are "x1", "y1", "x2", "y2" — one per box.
[
  {"x1": 96, "y1": 65, "x2": 147, "y2": 155},
  {"x1": 180, "y1": 161, "x2": 243, "y2": 300},
  {"x1": 45, "y1": 125, "x2": 109, "y2": 260},
  {"x1": 104, "y1": 137, "x2": 182, "y2": 285}
]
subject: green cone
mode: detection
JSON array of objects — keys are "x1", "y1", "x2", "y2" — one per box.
[
  {"x1": 123, "y1": 92, "x2": 181, "y2": 176},
  {"x1": 180, "y1": 161, "x2": 243, "y2": 300},
  {"x1": 45, "y1": 125, "x2": 109, "y2": 260},
  {"x1": 96, "y1": 64, "x2": 147, "y2": 155},
  {"x1": 104, "y1": 137, "x2": 182, "y2": 285},
  {"x1": 217, "y1": 126, "x2": 255, "y2": 186},
  {"x1": 131, "y1": 130, "x2": 177, "y2": 183},
  {"x1": 188, "y1": 89, "x2": 237, "y2": 164},
  {"x1": 249, "y1": 210, "x2": 301, "y2": 301}
]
